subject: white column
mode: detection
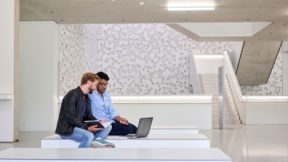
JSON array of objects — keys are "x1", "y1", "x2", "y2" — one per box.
[
  {"x1": 0, "y1": 0, "x2": 19, "y2": 142},
  {"x1": 19, "y1": 21, "x2": 59, "y2": 131}
]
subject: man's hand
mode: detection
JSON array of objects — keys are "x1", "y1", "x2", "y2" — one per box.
[
  {"x1": 100, "y1": 120, "x2": 109, "y2": 124},
  {"x1": 119, "y1": 117, "x2": 128, "y2": 125},
  {"x1": 115, "y1": 116, "x2": 129, "y2": 125},
  {"x1": 88, "y1": 125, "x2": 103, "y2": 132}
]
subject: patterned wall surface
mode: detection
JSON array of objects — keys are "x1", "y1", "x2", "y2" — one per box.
[
  {"x1": 282, "y1": 42, "x2": 288, "y2": 96},
  {"x1": 241, "y1": 42, "x2": 286, "y2": 96},
  {"x1": 59, "y1": 24, "x2": 234, "y2": 96}
]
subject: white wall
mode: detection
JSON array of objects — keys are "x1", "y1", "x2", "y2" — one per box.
[
  {"x1": 56, "y1": 96, "x2": 213, "y2": 129},
  {"x1": 243, "y1": 96, "x2": 288, "y2": 124},
  {"x1": 0, "y1": 1, "x2": 15, "y2": 94},
  {"x1": 115, "y1": 102, "x2": 212, "y2": 129},
  {"x1": 0, "y1": 0, "x2": 19, "y2": 142},
  {"x1": 194, "y1": 55, "x2": 223, "y2": 74},
  {"x1": 19, "y1": 21, "x2": 58, "y2": 131},
  {"x1": 229, "y1": 42, "x2": 244, "y2": 71}
]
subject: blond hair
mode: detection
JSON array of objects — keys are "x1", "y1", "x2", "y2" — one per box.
[{"x1": 80, "y1": 72, "x2": 99, "y2": 85}]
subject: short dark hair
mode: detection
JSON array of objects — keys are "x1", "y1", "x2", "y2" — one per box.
[{"x1": 96, "y1": 71, "x2": 109, "y2": 81}]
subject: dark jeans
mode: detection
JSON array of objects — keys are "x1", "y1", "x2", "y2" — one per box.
[{"x1": 109, "y1": 121, "x2": 137, "y2": 136}]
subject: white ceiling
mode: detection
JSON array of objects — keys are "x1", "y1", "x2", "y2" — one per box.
[{"x1": 20, "y1": 0, "x2": 288, "y2": 41}]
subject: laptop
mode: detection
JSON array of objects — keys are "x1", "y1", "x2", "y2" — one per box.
[{"x1": 127, "y1": 117, "x2": 153, "y2": 139}]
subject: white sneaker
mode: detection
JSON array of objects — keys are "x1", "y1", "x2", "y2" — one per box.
[{"x1": 91, "y1": 139, "x2": 115, "y2": 148}]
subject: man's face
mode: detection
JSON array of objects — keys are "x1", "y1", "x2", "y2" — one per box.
[
  {"x1": 97, "y1": 79, "x2": 108, "y2": 94},
  {"x1": 88, "y1": 80, "x2": 99, "y2": 93}
]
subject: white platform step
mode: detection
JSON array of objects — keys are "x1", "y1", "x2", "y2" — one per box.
[
  {"x1": 41, "y1": 134, "x2": 210, "y2": 148},
  {"x1": 150, "y1": 126, "x2": 199, "y2": 135},
  {"x1": 0, "y1": 148, "x2": 233, "y2": 162}
]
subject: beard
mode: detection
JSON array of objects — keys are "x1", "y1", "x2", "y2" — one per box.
[{"x1": 88, "y1": 88, "x2": 93, "y2": 94}]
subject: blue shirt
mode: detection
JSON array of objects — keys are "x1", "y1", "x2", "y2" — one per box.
[{"x1": 89, "y1": 91, "x2": 119, "y2": 122}]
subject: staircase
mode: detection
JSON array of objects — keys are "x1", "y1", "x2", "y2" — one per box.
[
  {"x1": 199, "y1": 72, "x2": 241, "y2": 129},
  {"x1": 199, "y1": 73, "x2": 220, "y2": 129}
]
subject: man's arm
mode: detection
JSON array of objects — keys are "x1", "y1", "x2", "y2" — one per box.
[
  {"x1": 105, "y1": 93, "x2": 120, "y2": 120},
  {"x1": 114, "y1": 115, "x2": 129, "y2": 125},
  {"x1": 63, "y1": 95, "x2": 87, "y2": 128},
  {"x1": 105, "y1": 93, "x2": 129, "y2": 125}
]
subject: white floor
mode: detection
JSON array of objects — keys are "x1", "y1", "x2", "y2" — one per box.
[
  {"x1": 201, "y1": 125, "x2": 288, "y2": 162},
  {"x1": 1, "y1": 125, "x2": 288, "y2": 162}
]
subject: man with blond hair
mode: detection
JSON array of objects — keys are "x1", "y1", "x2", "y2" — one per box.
[{"x1": 55, "y1": 72, "x2": 114, "y2": 148}]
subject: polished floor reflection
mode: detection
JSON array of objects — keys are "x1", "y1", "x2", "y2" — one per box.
[
  {"x1": 201, "y1": 125, "x2": 288, "y2": 162},
  {"x1": 0, "y1": 131, "x2": 51, "y2": 151},
  {"x1": 1, "y1": 125, "x2": 288, "y2": 162}
]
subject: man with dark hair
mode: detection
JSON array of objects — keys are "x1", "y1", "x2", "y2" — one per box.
[
  {"x1": 89, "y1": 71, "x2": 137, "y2": 135},
  {"x1": 55, "y1": 72, "x2": 115, "y2": 148}
]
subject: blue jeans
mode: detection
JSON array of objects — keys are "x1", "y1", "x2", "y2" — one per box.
[{"x1": 61, "y1": 125, "x2": 112, "y2": 148}]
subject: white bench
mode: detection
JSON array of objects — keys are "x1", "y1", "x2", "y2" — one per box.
[
  {"x1": 0, "y1": 148, "x2": 233, "y2": 162},
  {"x1": 150, "y1": 126, "x2": 199, "y2": 135},
  {"x1": 41, "y1": 134, "x2": 210, "y2": 148}
]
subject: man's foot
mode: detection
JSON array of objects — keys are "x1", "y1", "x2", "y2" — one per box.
[{"x1": 91, "y1": 138, "x2": 115, "y2": 148}]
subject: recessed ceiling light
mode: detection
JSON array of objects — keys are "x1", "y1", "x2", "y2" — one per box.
[
  {"x1": 167, "y1": 7, "x2": 214, "y2": 11},
  {"x1": 167, "y1": 2, "x2": 215, "y2": 11},
  {"x1": 139, "y1": 1, "x2": 144, "y2": 5}
]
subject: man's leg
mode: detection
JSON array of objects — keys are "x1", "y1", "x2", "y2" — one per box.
[
  {"x1": 61, "y1": 127, "x2": 94, "y2": 148},
  {"x1": 93, "y1": 125, "x2": 115, "y2": 148},
  {"x1": 109, "y1": 122, "x2": 138, "y2": 135},
  {"x1": 129, "y1": 123, "x2": 137, "y2": 134},
  {"x1": 94, "y1": 124, "x2": 112, "y2": 139}
]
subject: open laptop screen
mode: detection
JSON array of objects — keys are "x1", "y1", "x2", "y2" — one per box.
[{"x1": 127, "y1": 117, "x2": 153, "y2": 138}]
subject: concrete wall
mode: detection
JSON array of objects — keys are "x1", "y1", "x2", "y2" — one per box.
[{"x1": 19, "y1": 21, "x2": 58, "y2": 131}]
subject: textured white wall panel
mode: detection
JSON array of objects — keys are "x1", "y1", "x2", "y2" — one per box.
[{"x1": 59, "y1": 24, "x2": 234, "y2": 96}]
